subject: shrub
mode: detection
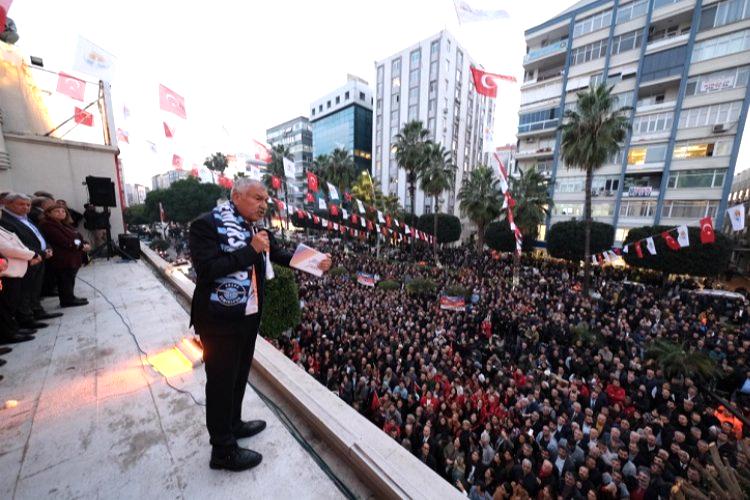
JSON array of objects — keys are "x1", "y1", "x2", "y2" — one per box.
[
  {"x1": 377, "y1": 279, "x2": 401, "y2": 291},
  {"x1": 329, "y1": 266, "x2": 349, "y2": 277},
  {"x1": 444, "y1": 284, "x2": 469, "y2": 298},
  {"x1": 406, "y1": 278, "x2": 437, "y2": 296},
  {"x1": 485, "y1": 220, "x2": 516, "y2": 253},
  {"x1": 547, "y1": 220, "x2": 615, "y2": 262},
  {"x1": 417, "y1": 213, "x2": 462, "y2": 244},
  {"x1": 149, "y1": 238, "x2": 170, "y2": 252},
  {"x1": 622, "y1": 225, "x2": 731, "y2": 277},
  {"x1": 260, "y1": 265, "x2": 301, "y2": 338}
]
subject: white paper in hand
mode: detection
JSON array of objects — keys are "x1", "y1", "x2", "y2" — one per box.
[{"x1": 289, "y1": 243, "x2": 327, "y2": 277}]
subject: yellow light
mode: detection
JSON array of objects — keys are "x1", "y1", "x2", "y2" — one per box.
[
  {"x1": 148, "y1": 348, "x2": 194, "y2": 377},
  {"x1": 5, "y1": 400, "x2": 18, "y2": 409}
]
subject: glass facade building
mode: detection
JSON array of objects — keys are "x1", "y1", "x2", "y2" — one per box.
[{"x1": 312, "y1": 104, "x2": 372, "y2": 173}]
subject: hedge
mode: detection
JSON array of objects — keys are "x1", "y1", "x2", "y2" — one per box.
[
  {"x1": 260, "y1": 265, "x2": 301, "y2": 338},
  {"x1": 547, "y1": 220, "x2": 615, "y2": 262},
  {"x1": 417, "y1": 213, "x2": 462, "y2": 244},
  {"x1": 377, "y1": 279, "x2": 401, "y2": 291}
]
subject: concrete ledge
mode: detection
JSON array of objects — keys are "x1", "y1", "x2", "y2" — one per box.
[
  {"x1": 140, "y1": 243, "x2": 463, "y2": 500},
  {"x1": 4, "y1": 132, "x2": 118, "y2": 153}
]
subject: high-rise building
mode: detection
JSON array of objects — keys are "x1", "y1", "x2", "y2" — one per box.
[
  {"x1": 310, "y1": 75, "x2": 373, "y2": 173},
  {"x1": 124, "y1": 183, "x2": 149, "y2": 207},
  {"x1": 373, "y1": 30, "x2": 495, "y2": 216},
  {"x1": 151, "y1": 169, "x2": 189, "y2": 191},
  {"x1": 266, "y1": 116, "x2": 313, "y2": 177},
  {"x1": 519, "y1": 0, "x2": 750, "y2": 243},
  {"x1": 495, "y1": 144, "x2": 518, "y2": 176}
]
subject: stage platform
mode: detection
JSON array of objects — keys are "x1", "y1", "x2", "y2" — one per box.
[{"x1": 0, "y1": 259, "x2": 349, "y2": 499}]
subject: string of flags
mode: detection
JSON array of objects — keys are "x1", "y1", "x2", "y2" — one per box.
[
  {"x1": 493, "y1": 153, "x2": 522, "y2": 255},
  {"x1": 591, "y1": 203, "x2": 745, "y2": 266}
]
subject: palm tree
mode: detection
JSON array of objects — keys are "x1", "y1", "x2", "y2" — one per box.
[
  {"x1": 394, "y1": 120, "x2": 431, "y2": 259},
  {"x1": 312, "y1": 154, "x2": 330, "y2": 178},
  {"x1": 419, "y1": 143, "x2": 456, "y2": 259},
  {"x1": 458, "y1": 164, "x2": 503, "y2": 253},
  {"x1": 559, "y1": 83, "x2": 630, "y2": 295},
  {"x1": 326, "y1": 148, "x2": 357, "y2": 193},
  {"x1": 510, "y1": 166, "x2": 553, "y2": 247},
  {"x1": 647, "y1": 340, "x2": 750, "y2": 428}
]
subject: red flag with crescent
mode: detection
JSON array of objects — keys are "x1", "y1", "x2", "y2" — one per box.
[
  {"x1": 634, "y1": 241, "x2": 643, "y2": 258},
  {"x1": 163, "y1": 122, "x2": 174, "y2": 138},
  {"x1": 305, "y1": 192, "x2": 314, "y2": 204},
  {"x1": 73, "y1": 107, "x2": 94, "y2": 126},
  {"x1": 159, "y1": 84, "x2": 187, "y2": 119},
  {"x1": 329, "y1": 204, "x2": 339, "y2": 216},
  {"x1": 57, "y1": 72, "x2": 86, "y2": 101},
  {"x1": 700, "y1": 216, "x2": 715, "y2": 244},
  {"x1": 662, "y1": 231, "x2": 680, "y2": 251},
  {"x1": 172, "y1": 154, "x2": 183, "y2": 170},
  {"x1": 469, "y1": 67, "x2": 516, "y2": 98},
  {"x1": 190, "y1": 167, "x2": 199, "y2": 178},
  {"x1": 271, "y1": 176, "x2": 282, "y2": 190},
  {"x1": 307, "y1": 172, "x2": 319, "y2": 192}
]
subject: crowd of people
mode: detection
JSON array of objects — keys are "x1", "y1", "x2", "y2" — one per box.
[
  {"x1": 257, "y1": 237, "x2": 750, "y2": 499},
  {"x1": 0, "y1": 190, "x2": 93, "y2": 382}
]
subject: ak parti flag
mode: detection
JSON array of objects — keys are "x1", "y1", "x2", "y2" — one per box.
[
  {"x1": 662, "y1": 231, "x2": 681, "y2": 251},
  {"x1": 73, "y1": 107, "x2": 93, "y2": 126},
  {"x1": 172, "y1": 154, "x2": 183, "y2": 170},
  {"x1": 469, "y1": 66, "x2": 516, "y2": 98},
  {"x1": 159, "y1": 84, "x2": 187, "y2": 119},
  {"x1": 700, "y1": 216, "x2": 716, "y2": 244},
  {"x1": 57, "y1": 72, "x2": 86, "y2": 101}
]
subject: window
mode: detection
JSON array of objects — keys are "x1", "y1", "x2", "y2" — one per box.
[
  {"x1": 661, "y1": 200, "x2": 719, "y2": 218},
  {"x1": 311, "y1": 109, "x2": 315, "y2": 116},
  {"x1": 571, "y1": 39, "x2": 608, "y2": 66},
  {"x1": 678, "y1": 101, "x2": 743, "y2": 128},
  {"x1": 641, "y1": 46, "x2": 687, "y2": 82},
  {"x1": 359, "y1": 92, "x2": 365, "y2": 101},
  {"x1": 631, "y1": 112, "x2": 674, "y2": 135},
  {"x1": 592, "y1": 203, "x2": 614, "y2": 217},
  {"x1": 654, "y1": 0, "x2": 681, "y2": 9},
  {"x1": 627, "y1": 143, "x2": 668, "y2": 164},
  {"x1": 518, "y1": 107, "x2": 559, "y2": 133},
  {"x1": 327, "y1": 100, "x2": 331, "y2": 109},
  {"x1": 553, "y1": 203, "x2": 584, "y2": 216},
  {"x1": 667, "y1": 169, "x2": 726, "y2": 188},
  {"x1": 430, "y1": 40, "x2": 440, "y2": 61},
  {"x1": 318, "y1": 105, "x2": 323, "y2": 112},
  {"x1": 335, "y1": 96, "x2": 340, "y2": 105},
  {"x1": 685, "y1": 66, "x2": 750, "y2": 96},
  {"x1": 573, "y1": 9, "x2": 612, "y2": 38},
  {"x1": 700, "y1": 0, "x2": 750, "y2": 31},
  {"x1": 610, "y1": 29, "x2": 643, "y2": 55},
  {"x1": 617, "y1": 0, "x2": 648, "y2": 23},
  {"x1": 673, "y1": 140, "x2": 733, "y2": 159},
  {"x1": 692, "y1": 29, "x2": 750, "y2": 63},
  {"x1": 619, "y1": 200, "x2": 656, "y2": 217}
]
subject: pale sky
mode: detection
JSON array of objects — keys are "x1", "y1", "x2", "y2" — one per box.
[{"x1": 9, "y1": 0, "x2": 750, "y2": 186}]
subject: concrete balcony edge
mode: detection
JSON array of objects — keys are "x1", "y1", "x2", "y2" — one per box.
[{"x1": 139, "y1": 243, "x2": 463, "y2": 500}]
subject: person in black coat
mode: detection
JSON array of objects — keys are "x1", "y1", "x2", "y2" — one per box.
[
  {"x1": 0, "y1": 193, "x2": 62, "y2": 328},
  {"x1": 189, "y1": 179, "x2": 330, "y2": 472}
]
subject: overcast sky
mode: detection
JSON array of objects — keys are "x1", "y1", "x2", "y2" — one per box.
[{"x1": 10, "y1": 0, "x2": 750, "y2": 186}]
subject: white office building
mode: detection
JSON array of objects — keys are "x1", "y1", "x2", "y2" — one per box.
[{"x1": 373, "y1": 30, "x2": 495, "y2": 216}]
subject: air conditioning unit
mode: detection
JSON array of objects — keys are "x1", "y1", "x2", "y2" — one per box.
[{"x1": 713, "y1": 124, "x2": 725, "y2": 133}]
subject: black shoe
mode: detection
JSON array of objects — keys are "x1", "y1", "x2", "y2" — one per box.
[
  {"x1": 35, "y1": 312, "x2": 63, "y2": 320},
  {"x1": 20, "y1": 321, "x2": 47, "y2": 329},
  {"x1": 233, "y1": 420, "x2": 267, "y2": 439},
  {"x1": 0, "y1": 358, "x2": 5, "y2": 367},
  {"x1": 18, "y1": 329, "x2": 37, "y2": 336},
  {"x1": 61, "y1": 298, "x2": 88, "y2": 307},
  {"x1": 0, "y1": 347, "x2": 11, "y2": 355},
  {"x1": 209, "y1": 447, "x2": 262, "y2": 471},
  {"x1": 0, "y1": 334, "x2": 35, "y2": 345}
]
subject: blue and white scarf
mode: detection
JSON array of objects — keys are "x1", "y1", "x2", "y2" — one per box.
[{"x1": 208, "y1": 201, "x2": 258, "y2": 318}]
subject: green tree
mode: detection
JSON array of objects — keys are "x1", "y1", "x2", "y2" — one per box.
[
  {"x1": 203, "y1": 152, "x2": 228, "y2": 184},
  {"x1": 325, "y1": 148, "x2": 357, "y2": 192},
  {"x1": 622, "y1": 225, "x2": 731, "y2": 277},
  {"x1": 510, "y1": 166, "x2": 552, "y2": 247},
  {"x1": 485, "y1": 220, "x2": 517, "y2": 253},
  {"x1": 124, "y1": 204, "x2": 150, "y2": 225},
  {"x1": 312, "y1": 154, "x2": 330, "y2": 177},
  {"x1": 559, "y1": 84, "x2": 630, "y2": 295},
  {"x1": 260, "y1": 265, "x2": 301, "y2": 339},
  {"x1": 144, "y1": 177, "x2": 224, "y2": 224},
  {"x1": 394, "y1": 120, "x2": 431, "y2": 259},
  {"x1": 547, "y1": 220, "x2": 614, "y2": 262},
  {"x1": 420, "y1": 143, "x2": 457, "y2": 258},
  {"x1": 458, "y1": 164, "x2": 503, "y2": 252},
  {"x1": 417, "y1": 213, "x2": 461, "y2": 245}
]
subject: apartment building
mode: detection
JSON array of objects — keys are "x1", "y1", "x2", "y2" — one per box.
[{"x1": 518, "y1": 0, "x2": 750, "y2": 242}]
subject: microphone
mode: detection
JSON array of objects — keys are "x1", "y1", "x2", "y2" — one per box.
[{"x1": 255, "y1": 225, "x2": 274, "y2": 281}]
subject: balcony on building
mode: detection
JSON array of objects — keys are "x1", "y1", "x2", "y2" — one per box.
[
  {"x1": 645, "y1": 10, "x2": 692, "y2": 54},
  {"x1": 635, "y1": 79, "x2": 680, "y2": 113},
  {"x1": 622, "y1": 172, "x2": 663, "y2": 199},
  {"x1": 517, "y1": 135, "x2": 556, "y2": 161},
  {"x1": 524, "y1": 38, "x2": 569, "y2": 65}
]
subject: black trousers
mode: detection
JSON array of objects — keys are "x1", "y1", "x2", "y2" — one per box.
[
  {"x1": 0, "y1": 280, "x2": 20, "y2": 339},
  {"x1": 6, "y1": 262, "x2": 43, "y2": 323},
  {"x1": 197, "y1": 317, "x2": 260, "y2": 449},
  {"x1": 55, "y1": 267, "x2": 79, "y2": 304}
]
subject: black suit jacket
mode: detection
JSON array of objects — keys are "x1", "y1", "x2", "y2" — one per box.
[
  {"x1": 0, "y1": 210, "x2": 44, "y2": 256},
  {"x1": 188, "y1": 212, "x2": 293, "y2": 336}
]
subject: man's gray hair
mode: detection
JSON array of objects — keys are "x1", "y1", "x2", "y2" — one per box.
[
  {"x1": 3, "y1": 192, "x2": 31, "y2": 203},
  {"x1": 231, "y1": 178, "x2": 265, "y2": 197}
]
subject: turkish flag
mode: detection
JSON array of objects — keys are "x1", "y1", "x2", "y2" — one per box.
[
  {"x1": 307, "y1": 172, "x2": 319, "y2": 192},
  {"x1": 218, "y1": 175, "x2": 233, "y2": 189},
  {"x1": 662, "y1": 231, "x2": 680, "y2": 251},
  {"x1": 312, "y1": 215, "x2": 320, "y2": 225},
  {"x1": 159, "y1": 84, "x2": 187, "y2": 119},
  {"x1": 700, "y1": 216, "x2": 716, "y2": 244},
  {"x1": 469, "y1": 67, "x2": 516, "y2": 98},
  {"x1": 163, "y1": 122, "x2": 174, "y2": 138},
  {"x1": 367, "y1": 220, "x2": 374, "y2": 231},
  {"x1": 57, "y1": 72, "x2": 86, "y2": 101},
  {"x1": 271, "y1": 176, "x2": 282, "y2": 190},
  {"x1": 635, "y1": 241, "x2": 643, "y2": 258},
  {"x1": 0, "y1": 1, "x2": 13, "y2": 32},
  {"x1": 251, "y1": 140, "x2": 272, "y2": 164},
  {"x1": 73, "y1": 107, "x2": 93, "y2": 126},
  {"x1": 172, "y1": 154, "x2": 183, "y2": 170},
  {"x1": 305, "y1": 192, "x2": 314, "y2": 204},
  {"x1": 351, "y1": 214, "x2": 358, "y2": 225},
  {"x1": 385, "y1": 215, "x2": 392, "y2": 228},
  {"x1": 329, "y1": 204, "x2": 339, "y2": 216},
  {"x1": 190, "y1": 167, "x2": 199, "y2": 178},
  {"x1": 116, "y1": 128, "x2": 129, "y2": 144},
  {"x1": 296, "y1": 209, "x2": 306, "y2": 220},
  {"x1": 344, "y1": 192, "x2": 352, "y2": 203}
]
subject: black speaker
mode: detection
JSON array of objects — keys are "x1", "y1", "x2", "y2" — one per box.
[
  {"x1": 118, "y1": 233, "x2": 140, "y2": 260},
  {"x1": 86, "y1": 176, "x2": 117, "y2": 207}
]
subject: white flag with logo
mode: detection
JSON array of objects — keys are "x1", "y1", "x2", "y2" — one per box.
[
  {"x1": 677, "y1": 225, "x2": 690, "y2": 247},
  {"x1": 282, "y1": 158, "x2": 296, "y2": 180},
  {"x1": 327, "y1": 183, "x2": 339, "y2": 201},
  {"x1": 728, "y1": 204, "x2": 746, "y2": 231},
  {"x1": 73, "y1": 36, "x2": 117, "y2": 82},
  {"x1": 377, "y1": 210, "x2": 385, "y2": 224},
  {"x1": 356, "y1": 199, "x2": 366, "y2": 214},
  {"x1": 646, "y1": 237, "x2": 657, "y2": 255},
  {"x1": 591, "y1": 254, "x2": 598, "y2": 265},
  {"x1": 623, "y1": 245, "x2": 629, "y2": 254},
  {"x1": 318, "y1": 197, "x2": 326, "y2": 211},
  {"x1": 342, "y1": 208, "x2": 349, "y2": 220}
]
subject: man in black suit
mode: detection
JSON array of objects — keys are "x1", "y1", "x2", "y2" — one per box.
[
  {"x1": 0, "y1": 193, "x2": 62, "y2": 329},
  {"x1": 189, "y1": 179, "x2": 330, "y2": 472}
]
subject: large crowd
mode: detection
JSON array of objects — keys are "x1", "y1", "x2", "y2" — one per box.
[{"x1": 262, "y1": 238, "x2": 750, "y2": 499}]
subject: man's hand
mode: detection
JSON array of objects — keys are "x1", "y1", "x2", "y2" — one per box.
[
  {"x1": 0, "y1": 258, "x2": 7, "y2": 273},
  {"x1": 44, "y1": 248, "x2": 53, "y2": 259},
  {"x1": 30, "y1": 255, "x2": 42, "y2": 266},
  {"x1": 82, "y1": 243, "x2": 91, "y2": 252},
  {"x1": 250, "y1": 231, "x2": 270, "y2": 254},
  {"x1": 318, "y1": 254, "x2": 332, "y2": 273}
]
